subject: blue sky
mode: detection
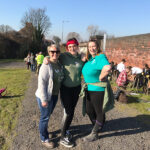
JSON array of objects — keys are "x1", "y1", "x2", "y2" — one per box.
[{"x1": 0, "y1": 0, "x2": 150, "y2": 41}]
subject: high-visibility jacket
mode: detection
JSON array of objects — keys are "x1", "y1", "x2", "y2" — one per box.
[{"x1": 36, "y1": 54, "x2": 44, "y2": 65}]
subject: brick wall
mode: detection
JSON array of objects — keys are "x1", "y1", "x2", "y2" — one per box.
[{"x1": 105, "y1": 33, "x2": 150, "y2": 68}]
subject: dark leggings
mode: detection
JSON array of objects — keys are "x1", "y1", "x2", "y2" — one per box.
[
  {"x1": 86, "y1": 91, "x2": 104, "y2": 126},
  {"x1": 37, "y1": 64, "x2": 41, "y2": 74},
  {"x1": 27, "y1": 62, "x2": 31, "y2": 70},
  {"x1": 60, "y1": 84, "x2": 81, "y2": 137}
]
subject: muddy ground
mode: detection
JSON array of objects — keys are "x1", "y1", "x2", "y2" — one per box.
[{"x1": 1, "y1": 62, "x2": 150, "y2": 150}]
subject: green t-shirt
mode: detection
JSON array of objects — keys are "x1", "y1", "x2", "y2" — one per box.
[
  {"x1": 51, "y1": 62, "x2": 64, "y2": 95},
  {"x1": 59, "y1": 52, "x2": 84, "y2": 87}
]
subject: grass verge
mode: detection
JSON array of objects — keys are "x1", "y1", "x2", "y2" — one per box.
[
  {"x1": 0, "y1": 68, "x2": 30, "y2": 150},
  {"x1": 111, "y1": 80, "x2": 150, "y2": 114},
  {"x1": 110, "y1": 80, "x2": 150, "y2": 126}
]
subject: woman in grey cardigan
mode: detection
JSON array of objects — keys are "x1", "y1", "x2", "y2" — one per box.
[{"x1": 35, "y1": 44, "x2": 64, "y2": 148}]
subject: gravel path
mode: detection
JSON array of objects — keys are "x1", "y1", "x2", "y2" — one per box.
[
  {"x1": 0, "y1": 62, "x2": 26, "y2": 69},
  {"x1": 4, "y1": 62, "x2": 150, "y2": 150}
]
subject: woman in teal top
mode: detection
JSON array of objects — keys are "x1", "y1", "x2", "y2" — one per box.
[{"x1": 82, "y1": 40, "x2": 111, "y2": 142}]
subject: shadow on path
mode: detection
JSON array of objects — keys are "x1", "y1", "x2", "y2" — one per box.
[
  {"x1": 48, "y1": 114, "x2": 150, "y2": 147},
  {"x1": 1, "y1": 95, "x2": 23, "y2": 99},
  {"x1": 54, "y1": 114, "x2": 150, "y2": 143}
]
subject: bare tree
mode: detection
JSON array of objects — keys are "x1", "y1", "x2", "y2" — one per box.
[
  {"x1": 21, "y1": 8, "x2": 51, "y2": 52},
  {"x1": 87, "y1": 25, "x2": 106, "y2": 37},
  {"x1": 52, "y1": 35, "x2": 61, "y2": 45},
  {"x1": 21, "y1": 8, "x2": 51, "y2": 35},
  {"x1": 0, "y1": 24, "x2": 14, "y2": 34},
  {"x1": 87, "y1": 25, "x2": 99, "y2": 37},
  {"x1": 66, "y1": 32, "x2": 82, "y2": 42}
]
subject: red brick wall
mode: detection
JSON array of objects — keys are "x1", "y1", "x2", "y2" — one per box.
[{"x1": 105, "y1": 33, "x2": 150, "y2": 68}]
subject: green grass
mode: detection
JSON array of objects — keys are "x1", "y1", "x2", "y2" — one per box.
[
  {"x1": 111, "y1": 79, "x2": 150, "y2": 115},
  {"x1": 127, "y1": 94, "x2": 150, "y2": 115},
  {"x1": 0, "y1": 59, "x2": 23, "y2": 63},
  {"x1": 0, "y1": 68, "x2": 30, "y2": 150}
]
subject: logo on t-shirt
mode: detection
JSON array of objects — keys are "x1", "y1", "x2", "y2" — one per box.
[
  {"x1": 91, "y1": 59, "x2": 96, "y2": 64},
  {"x1": 55, "y1": 69, "x2": 60, "y2": 73},
  {"x1": 75, "y1": 62, "x2": 80, "y2": 67}
]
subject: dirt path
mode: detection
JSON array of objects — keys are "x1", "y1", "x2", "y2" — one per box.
[
  {"x1": 0, "y1": 62, "x2": 26, "y2": 69},
  {"x1": 5, "y1": 62, "x2": 150, "y2": 150}
]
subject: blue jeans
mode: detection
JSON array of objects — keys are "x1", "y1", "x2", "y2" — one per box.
[
  {"x1": 31, "y1": 64, "x2": 35, "y2": 71},
  {"x1": 36, "y1": 95, "x2": 58, "y2": 141}
]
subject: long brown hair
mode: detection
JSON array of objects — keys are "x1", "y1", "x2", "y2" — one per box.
[{"x1": 86, "y1": 40, "x2": 101, "y2": 60}]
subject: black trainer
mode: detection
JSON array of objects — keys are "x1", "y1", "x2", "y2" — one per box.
[
  {"x1": 60, "y1": 136, "x2": 74, "y2": 148},
  {"x1": 66, "y1": 130, "x2": 73, "y2": 140}
]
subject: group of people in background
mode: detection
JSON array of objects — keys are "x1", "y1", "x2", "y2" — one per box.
[
  {"x1": 111, "y1": 59, "x2": 150, "y2": 79},
  {"x1": 24, "y1": 51, "x2": 44, "y2": 74},
  {"x1": 112, "y1": 59, "x2": 150, "y2": 100},
  {"x1": 34, "y1": 38, "x2": 112, "y2": 149}
]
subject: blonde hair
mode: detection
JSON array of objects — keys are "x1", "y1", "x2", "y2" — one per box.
[{"x1": 47, "y1": 44, "x2": 60, "y2": 53}]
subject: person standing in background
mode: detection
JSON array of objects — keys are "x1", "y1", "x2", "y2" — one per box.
[
  {"x1": 30, "y1": 53, "x2": 35, "y2": 72},
  {"x1": 36, "y1": 51, "x2": 44, "y2": 74},
  {"x1": 117, "y1": 59, "x2": 126, "y2": 74},
  {"x1": 35, "y1": 53, "x2": 39, "y2": 72},
  {"x1": 26, "y1": 53, "x2": 31, "y2": 70}
]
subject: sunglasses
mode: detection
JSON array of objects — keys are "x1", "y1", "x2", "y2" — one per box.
[{"x1": 49, "y1": 50, "x2": 60, "y2": 54}]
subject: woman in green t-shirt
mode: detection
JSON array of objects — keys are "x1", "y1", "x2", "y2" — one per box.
[
  {"x1": 59, "y1": 38, "x2": 84, "y2": 148},
  {"x1": 43, "y1": 38, "x2": 84, "y2": 148}
]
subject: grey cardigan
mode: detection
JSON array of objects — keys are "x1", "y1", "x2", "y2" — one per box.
[{"x1": 35, "y1": 63, "x2": 53, "y2": 103}]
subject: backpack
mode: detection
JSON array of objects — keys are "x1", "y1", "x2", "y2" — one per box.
[{"x1": 0, "y1": 87, "x2": 7, "y2": 98}]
